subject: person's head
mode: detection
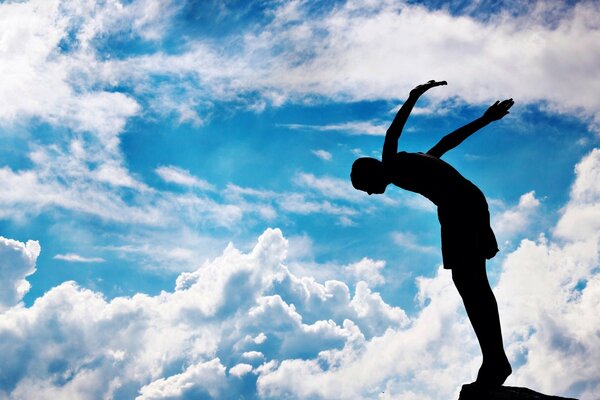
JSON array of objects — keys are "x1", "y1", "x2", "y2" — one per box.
[{"x1": 350, "y1": 157, "x2": 389, "y2": 195}]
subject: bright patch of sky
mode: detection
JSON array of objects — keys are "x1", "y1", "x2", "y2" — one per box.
[{"x1": 0, "y1": 0, "x2": 598, "y2": 399}]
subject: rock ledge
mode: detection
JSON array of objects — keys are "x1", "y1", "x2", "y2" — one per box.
[{"x1": 458, "y1": 384, "x2": 578, "y2": 400}]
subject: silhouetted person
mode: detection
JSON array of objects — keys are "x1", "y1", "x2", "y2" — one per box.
[{"x1": 351, "y1": 80, "x2": 514, "y2": 388}]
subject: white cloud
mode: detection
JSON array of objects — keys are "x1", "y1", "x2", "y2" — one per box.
[
  {"x1": 392, "y1": 231, "x2": 438, "y2": 254},
  {"x1": 94, "y1": 162, "x2": 148, "y2": 190},
  {"x1": 224, "y1": 184, "x2": 278, "y2": 200},
  {"x1": 285, "y1": 233, "x2": 315, "y2": 262},
  {"x1": 256, "y1": 267, "x2": 474, "y2": 400},
  {"x1": 155, "y1": 166, "x2": 215, "y2": 191},
  {"x1": 278, "y1": 193, "x2": 357, "y2": 217},
  {"x1": 554, "y1": 149, "x2": 600, "y2": 241},
  {"x1": 312, "y1": 149, "x2": 332, "y2": 161},
  {"x1": 491, "y1": 148, "x2": 600, "y2": 398},
  {"x1": 0, "y1": 0, "x2": 141, "y2": 142},
  {"x1": 0, "y1": 229, "x2": 284, "y2": 399},
  {"x1": 2, "y1": 151, "x2": 368, "y2": 235},
  {"x1": 225, "y1": 175, "x2": 404, "y2": 225},
  {"x1": 0, "y1": 0, "x2": 164, "y2": 228},
  {"x1": 0, "y1": 0, "x2": 177, "y2": 227},
  {"x1": 0, "y1": 145, "x2": 249, "y2": 232},
  {"x1": 282, "y1": 121, "x2": 387, "y2": 136},
  {"x1": 271, "y1": 268, "x2": 409, "y2": 340},
  {"x1": 88, "y1": 0, "x2": 600, "y2": 134},
  {"x1": 344, "y1": 257, "x2": 386, "y2": 286},
  {"x1": 229, "y1": 363, "x2": 254, "y2": 378},
  {"x1": 136, "y1": 359, "x2": 226, "y2": 400},
  {"x1": 495, "y1": 242, "x2": 599, "y2": 396},
  {"x1": 493, "y1": 191, "x2": 541, "y2": 242},
  {"x1": 0, "y1": 163, "x2": 164, "y2": 225},
  {"x1": 0, "y1": 237, "x2": 40, "y2": 311},
  {"x1": 241, "y1": 351, "x2": 265, "y2": 362},
  {"x1": 295, "y1": 173, "x2": 362, "y2": 202},
  {"x1": 53, "y1": 253, "x2": 105, "y2": 263},
  {"x1": 0, "y1": 228, "x2": 394, "y2": 398}
]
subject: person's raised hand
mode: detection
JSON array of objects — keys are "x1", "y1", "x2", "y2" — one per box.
[
  {"x1": 482, "y1": 98, "x2": 514, "y2": 121},
  {"x1": 409, "y1": 80, "x2": 447, "y2": 98}
]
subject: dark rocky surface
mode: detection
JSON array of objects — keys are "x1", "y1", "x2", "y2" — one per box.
[{"x1": 458, "y1": 384, "x2": 578, "y2": 400}]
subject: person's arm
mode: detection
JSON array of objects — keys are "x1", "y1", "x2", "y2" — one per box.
[
  {"x1": 426, "y1": 98, "x2": 514, "y2": 159},
  {"x1": 382, "y1": 80, "x2": 447, "y2": 163}
]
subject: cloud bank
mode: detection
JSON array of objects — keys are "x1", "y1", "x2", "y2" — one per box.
[
  {"x1": 98, "y1": 0, "x2": 600, "y2": 130},
  {"x1": 1, "y1": 148, "x2": 598, "y2": 399},
  {"x1": 4, "y1": 0, "x2": 600, "y2": 141}
]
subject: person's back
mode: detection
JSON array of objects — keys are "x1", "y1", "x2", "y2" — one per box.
[{"x1": 388, "y1": 151, "x2": 479, "y2": 206}]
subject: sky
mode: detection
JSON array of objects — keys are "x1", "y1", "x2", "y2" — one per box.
[{"x1": 0, "y1": 0, "x2": 599, "y2": 399}]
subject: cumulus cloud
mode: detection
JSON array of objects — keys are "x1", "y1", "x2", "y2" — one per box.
[
  {"x1": 0, "y1": 237, "x2": 40, "y2": 311},
  {"x1": 493, "y1": 190, "x2": 541, "y2": 242},
  {"x1": 229, "y1": 363, "x2": 253, "y2": 378},
  {"x1": 256, "y1": 267, "x2": 474, "y2": 400},
  {"x1": 344, "y1": 257, "x2": 386, "y2": 286},
  {"x1": 0, "y1": 229, "x2": 407, "y2": 399},
  {"x1": 0, "y1": 145, "x2": 599, "y2": 400},
  {"x1": 553, "y1": 149, "x2": 600, "y2": 241},
  {"x1": 137, "y1": 359, "x2": 226, "y2": 400},
  {"x1": 493, "y1": 150, "x2": 600, "y2": 398}
]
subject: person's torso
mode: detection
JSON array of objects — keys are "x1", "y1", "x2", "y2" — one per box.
[{"x1": 388, "y1": 151, "x2": 481, "y2": 206}]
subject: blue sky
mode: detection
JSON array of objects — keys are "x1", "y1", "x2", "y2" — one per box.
[{"x1": 0, "y1": 0, "x2": 599, "y2": 399}]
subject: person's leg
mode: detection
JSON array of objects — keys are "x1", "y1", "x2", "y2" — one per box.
[{"x1": 452, "y1": 259, "x2": 511, "y2": 387}]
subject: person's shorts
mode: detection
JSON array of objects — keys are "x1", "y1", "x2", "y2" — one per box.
[{"x1": 437, "y1": 196, "x2": 499, "y2": 270}]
